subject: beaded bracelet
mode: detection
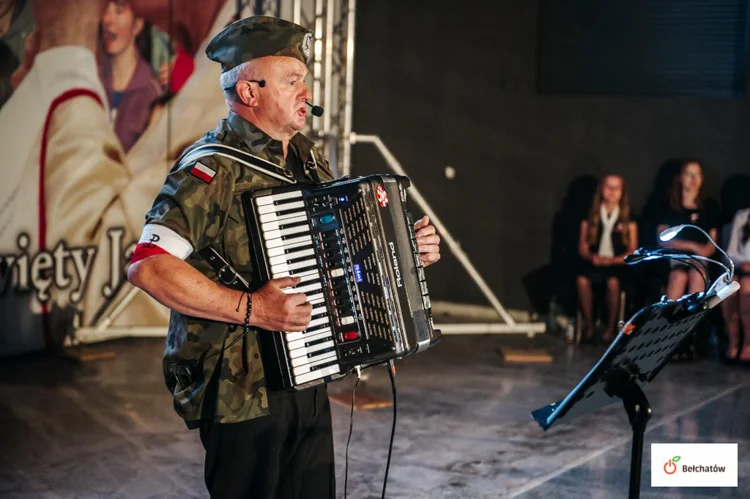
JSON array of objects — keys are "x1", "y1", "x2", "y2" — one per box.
[{"x1": 244, "y1": 291, "x2": 253, "y2": 331}]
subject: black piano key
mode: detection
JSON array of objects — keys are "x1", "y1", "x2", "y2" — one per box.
[
  {"x1": 275, "y1": 206, "x2": 306, "y2": 217},
  {"x1": 309, "y1": 359, "x2": 339, "y2": 372},
  {"x1": 280, "y1": 231, "x2": 312, "y2": 241},
  {"x1": 306, "y1": 322, "x2": 331, "y2": 333},
  {"x1": 283, "y1": 244, "x2": 314, "y2": 255},
  {"x1": 306, "y1": 337, "x2": 334, "y2": 348},
  {"x1": 288, "y1": 265, "x2": 320, "y2": 276},
  {"x1": 278, "y1": 220, "x2": 311, "y2": 231}
]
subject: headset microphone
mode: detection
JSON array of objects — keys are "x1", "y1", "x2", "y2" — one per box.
[{"x1": 305, "y1": 101, "x2": 324, "y2": 117}]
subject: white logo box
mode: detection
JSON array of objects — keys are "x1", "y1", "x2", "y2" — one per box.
[{"x1": 651, "y1": 443, "x2": 738, "y2": 487}]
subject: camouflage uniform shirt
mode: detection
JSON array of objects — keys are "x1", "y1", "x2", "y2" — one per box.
[{"x1": 145, "y1": 112, "x2": 334, "y2": 427}]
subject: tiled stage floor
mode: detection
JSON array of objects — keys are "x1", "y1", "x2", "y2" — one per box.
[{"x1": 1, "y1": 334, "x2": 748, "y2": 498}]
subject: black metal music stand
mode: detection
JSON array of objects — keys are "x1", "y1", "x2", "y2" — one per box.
[{"x1": 531, "y1": 286, "x2": 734, "y2": 499}]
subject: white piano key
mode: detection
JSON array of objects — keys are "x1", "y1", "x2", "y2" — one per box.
[
  {"x1": 271, "y1": 263, "x2": 289, "y2": 275},
  {"x1": 298, "y1": 271, "x2": 321, "y2": 282},
  {"x1": 269, "y1": 248, "x2": 315, "y2": 266},
  {"x1": 258, "y1": 200, "x2": 305, "y2": 215},
  {"x1": 311, "y1": 304, "x2": 327, "y2": 315},
  {"x1": 290, "y1": 344, "x2": 336, "y2": 368},
  {"x1": 289, "y1": 340, "x2": 335, "y2": 361},
  {"x1": 291, "y1": 351, "x2": 339, "y2": 376},
  {"x1": 265, "y1": 234, "x2": 311, "y2": 250},
  {"x1": 308, "y1": 294, "x2": 325, "y2": 305},
  {"x1": 261, "y1": 214, "x2": 309, "y2": 232},
  {"x1": 294, "y1": 363, "x2": 341, "y2": 385},
  {"x1": 259, "y1": 209, "x2": 306, "y2": 224},
  {"x1": 286, "y1": 326, "x2": 332, "y2": 343},
  {"x1": 267, "y1": 239, "x2": 314, "y2": 257},
  {"x1": 288, "y1": 332, "x2": 331, "y2": 350},
  {"x1": 282, "y1": 281, "x2": 322, "y2": 295},
  {"x1": 271, "y1": 269, "x2": 320, "y2": 282},
  {"x1": 330, "y1": 268, "x2": 345, "y2": 278},
  {"x1": 270, "y1": 258, "x2": 316, "y2": 274},
  {"x1": 254, "y1": 190, "x2": 302, "y2": 206},
  {"x1": 264, "y1": 224, "x2": 310, "y2": 240},
  {"x1": 288, "y1": 335, "x2": 331, "y2": 353},
  {"x1": 306, "y1": 316, "x2": 330, "y2": 329},
  {"x1": 287, "y1": 332, "x2": 332, "y2": 351},
  {"x1": 271, "y1": 268, "x2": 320, "y2": 280},
  {"x1": 285, "y1": 258, "x2": 317, "y2": 272}
]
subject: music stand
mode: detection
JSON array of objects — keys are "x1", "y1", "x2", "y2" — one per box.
[{"x1": 531, "y1": 281, "x2": 739, "y2": 499}]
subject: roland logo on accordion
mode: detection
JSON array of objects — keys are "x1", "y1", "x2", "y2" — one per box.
[{"x1": 388, "y1": 241, "x2": 403, "y2": 288}]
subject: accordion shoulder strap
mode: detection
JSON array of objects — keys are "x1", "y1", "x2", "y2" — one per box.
[
  {"x1": 177, "y1": 143, "x2": 298, "y2": 185},
  {"x1": 173, "y1": 143, "x2": 293, "y2": 290},
  {"x1": 197, "y1": 246, "x2": 250, "y2": 291}
]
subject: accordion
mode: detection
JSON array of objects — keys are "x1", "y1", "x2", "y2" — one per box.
[{"x1": 243, "y1": 174, "x2": 441, "y2": 391}]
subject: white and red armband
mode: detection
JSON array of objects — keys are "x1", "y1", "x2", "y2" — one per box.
[{"x1": 131, "y1": 224, "x2": 194, "y2": 264}]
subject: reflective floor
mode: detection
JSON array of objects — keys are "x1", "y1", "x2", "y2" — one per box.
[{"x1": 1, "y1": 334, "x2": 748, "y2": 498}]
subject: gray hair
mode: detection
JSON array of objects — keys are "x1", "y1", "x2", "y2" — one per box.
[{"x1": 220, "y1": 61, "x2": 256, "y2": 102}]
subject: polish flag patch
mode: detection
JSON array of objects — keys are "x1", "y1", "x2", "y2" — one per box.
[{"x1": 190, "y1": 162, "x2": 217, "y2": 183}]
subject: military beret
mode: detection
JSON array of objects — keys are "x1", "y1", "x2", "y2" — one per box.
[{"x1": 206, "y1": 16, "x2": 314, "y2": 72}]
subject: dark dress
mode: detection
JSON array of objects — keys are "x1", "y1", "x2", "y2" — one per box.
[
  {"x1": 660, "y1": 201, "x2": 719, "y2": 270},
  {"x1": 578, "y1": 218, "x2": 629, "y2": 284},
  {"x1": 659, "y1": 201, "x2": 719, "y2": 358}
]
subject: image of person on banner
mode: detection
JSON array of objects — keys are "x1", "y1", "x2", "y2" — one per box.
[
  {"x1": 0, "y1": 0, "x2": 236, "y2": 357},
  {"x1": 0, "y1": 0, "x2": 35, "y2": 109},
  {"x1": 99, "y1": 0, "x2": 163, "y2": 153}
]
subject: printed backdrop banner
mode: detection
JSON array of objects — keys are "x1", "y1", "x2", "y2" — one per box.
[{"x1": 0, "y1": 0, "x2": 239, "y2": 357}]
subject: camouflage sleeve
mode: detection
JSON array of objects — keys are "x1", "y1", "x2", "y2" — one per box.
[{"x1": 138, "y1": 156, "x2": 234, "y2": 259}]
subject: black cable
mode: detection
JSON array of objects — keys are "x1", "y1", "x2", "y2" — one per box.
[
  {"x1": 660, "y1": 255, "x2": 710, "y2": 293},
  {"x1": 636, "y1": 247, "x2": 711, "y2": 293},
  {"x1": 665, "y1": 250, "x2": 710, "y2": 276},
  {"x1": 381, "y1": 359, "x2": 397, "y2": 499},
  {"x1": 344, "y1": 375, "x2": 360, "y2": 499},
  {"x1": 202, "y1": 292, "x2": 253, "y2": 363}
]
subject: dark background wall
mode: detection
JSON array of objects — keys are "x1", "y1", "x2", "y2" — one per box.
[{"x1": 350, "y1": 0, "x2": 750, "y2": 311}]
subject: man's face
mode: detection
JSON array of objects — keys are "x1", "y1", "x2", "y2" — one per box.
[{"x1": 253, "y1": 57, "x2": 312, "y2": 135}]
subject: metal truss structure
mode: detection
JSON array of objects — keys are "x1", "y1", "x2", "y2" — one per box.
[
  {"x1": 71, "y1": 0, "x2": 544, "y2": 346},
  {"x1": 243, "y1": 0, "x2": 356, "y2": 177}
]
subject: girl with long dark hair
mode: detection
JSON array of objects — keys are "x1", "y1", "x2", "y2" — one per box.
[{"x1": 658, "y1": 160, "x2": 719, "y2": 360}]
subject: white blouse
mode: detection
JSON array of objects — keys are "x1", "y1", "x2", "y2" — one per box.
[{"x1": 726, "y1": 208, "x2": 750, "y2": 264}]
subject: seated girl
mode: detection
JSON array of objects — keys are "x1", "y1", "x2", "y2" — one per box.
[{"x1": 577, "y1": 174, "x2": 638, "y2": 343}]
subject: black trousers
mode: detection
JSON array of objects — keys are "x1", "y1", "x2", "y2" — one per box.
[{"x1": 199, "y1": 385, "x2": 335, "y2": 499}]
